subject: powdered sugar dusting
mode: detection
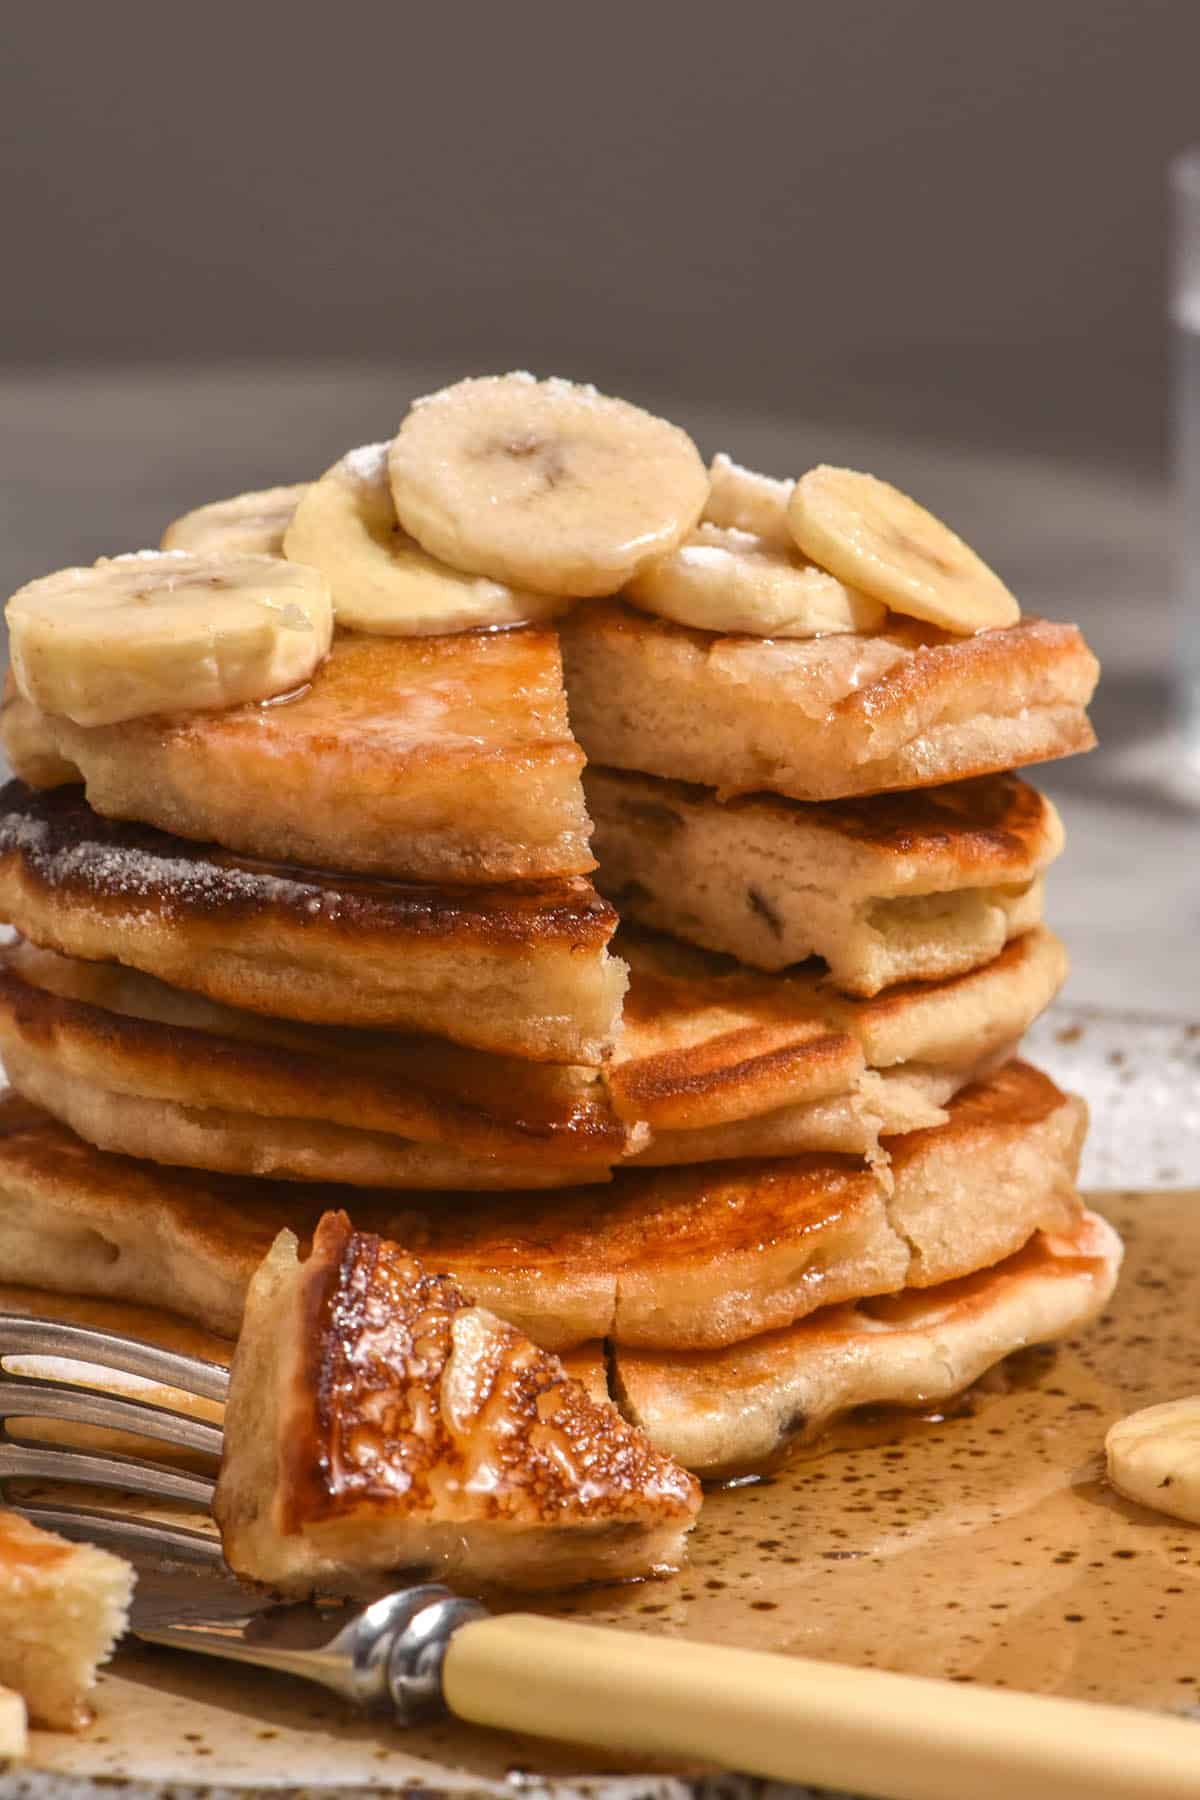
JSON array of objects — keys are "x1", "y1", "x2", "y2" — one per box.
[
  {"x1": 341, "y1": 442, "x2": 389, "y2": 485},
  {"x1": 0, "y1": 807, "x2": 339, "y2": 919},
  {"x1": 106, "y1": 549, "x2": 192, "y2": 564}
]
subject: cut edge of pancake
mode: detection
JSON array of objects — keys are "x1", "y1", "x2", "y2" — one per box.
[{"x1": 585, "y1": 763, "x2": 1062, "y2": 989}]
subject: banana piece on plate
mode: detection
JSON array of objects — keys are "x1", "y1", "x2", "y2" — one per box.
[
  {"x1": 1106, "y1": 1398, "x2": 1200, "y2": 1525},
  {"x1": 161, "y1": 484, "x2": 309, "y2": 557},
  {"x1": 624, "y1": 524, "x2": 886, "y2": 638},
  {"x1": 6, "y1": 550, "x2": 333, "y2": 728},
  {"x1": 703, "y1": 452, "x2": 795, "y2": 551},
  {"x1": 787, "y1": 465, "x2": 1020, "y2": 635},
  {"x1": 283, "y1": 442, "x2": 571, "y2": 635},
  {"x1": 387, "y1": 372, "x2": 708, "y2": 598}
]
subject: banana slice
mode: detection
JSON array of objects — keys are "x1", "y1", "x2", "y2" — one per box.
[
  {"x1": 703, "y1": 453, "x2": 794, "y2": 551},
  {"x1": 387, "y1": 373, "x2": 708, "y2": 597},
  {"x1": 624, "y1": 524, "x2": 886, "y2": 638},
  {"x1": 787, "y1": 465, "x2": 1020, "y2": 635},
  {"x1": 6, "y1": 551, "x2": 332, "y2": 728},
  {"x1": 1106, "y1": 1398, "x2": 1200, "y2": 1525},
  {"x1": 161, "y1": 484, "x2": 309, "y2": 557},
  {"x1": 283, "y1": 442, "x2": 570, "y2": 636}
]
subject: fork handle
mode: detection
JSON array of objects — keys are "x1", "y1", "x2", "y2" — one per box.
[{"x1": 442, "y1": 1613, "x2": 1200, "y2": 1800}]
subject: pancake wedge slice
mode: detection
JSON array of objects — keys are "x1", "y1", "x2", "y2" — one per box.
[
  {"x1": 586, "y1": 767, "x2": 1061, "y2": 991},
  {"x1": 562, "y1": 601, "x2": 1097, "y2": 802},
  {"x1": 0, "y1": 781, "x2": 625, "y2": 1060},
  {"x1": 615, "y1": 1211, "x2": 1123, "y2": 1476},
  {"x1": 214, "y1": 1213, "x2": 700, "y2": 1595},
  {"x1": 2, "y1": 626, "x2": 592, "y2": 883}
]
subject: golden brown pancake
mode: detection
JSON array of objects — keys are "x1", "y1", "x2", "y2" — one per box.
[
  {"x1": 0, "y1": 941, "x2": 629, "y2": 1187},
  {"x1": 612, "y1": 925, "x2": 1066, "y2": 1154},
  {"x1": 0, "y1": 780, "x2": 625, "y2": 1061},
  {"x1": 0, "y1": 1063, "x2": 1086, "y2": 1351},
  {"x1": 1, "y1": 627, "x2": 593, "y2": 882},
  {"x1": 561, "y1": 602, "x2": 1098, "y2": 802},
  {"x1": 214, "y1": 1213, "x2": 700, "y2": 1595},
  {"x1": 615, "y1": 1212, "x2": 1123, "y2": 1475},
  {"x1": 585, "y1": 766, "x2": 1061, "y2": 990},
  {"x1": 0, "y1": 927, "x2": 1064, "y2": 1179}
]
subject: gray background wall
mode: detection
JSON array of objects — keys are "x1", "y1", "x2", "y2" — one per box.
[{"x1": 3, "y1": 0, "x2": 1198, "y2": 467}]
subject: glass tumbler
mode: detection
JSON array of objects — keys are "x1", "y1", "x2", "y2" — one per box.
[{"x1": 1170, "y1": 148, "x2": 1200, "y2": 763}]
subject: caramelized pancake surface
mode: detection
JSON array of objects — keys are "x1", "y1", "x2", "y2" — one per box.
[
  {"x1": 2, "y1": 629, "x2": 593, "y2": 881},
  {"x1": 562, "y1": 602, "x2": 1097, "y2": 801},
  {"x1": 611, "y1": 926, "x2": 1066, "y2": 1133},
  {"x1": 0, "y1": 781, "x2": 624, "y2": 1059},
  {"x1": 214, "y1": 1214, "x2": 699, "y2": 1595},
  {"x1": 0, "y1": 1065, "x2": 1085, "y2": 1351},
  {"x1": 586, "y1": 765, "x2": 1060, "y2": 988}
]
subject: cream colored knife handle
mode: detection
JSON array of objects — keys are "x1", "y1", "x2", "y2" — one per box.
[{"x1": 443, "y1": 1613, "x2": 1200, "y2": 1800}]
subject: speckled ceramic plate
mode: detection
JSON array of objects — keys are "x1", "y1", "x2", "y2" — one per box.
[{"x1": 7, "y1": 1003, "x2": 1200, "y2": 1800}]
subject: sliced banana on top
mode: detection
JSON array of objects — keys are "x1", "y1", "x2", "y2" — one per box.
[
  {"x1": 703, "y1": 453, "x2": 795, "y2": 551},
  {"x1": 6, "y1": 551, "x2": 333, "y2": 728},
  {"x1": 387, "y1": 373, "x2": 708, "y2": 598},
  {"x1": 161, "y1": 484, "x2": 309, "y2": 558},
  {"x1": 283, "y1": 442, "x2": 570, "y2": 636},
  {"x1": 787, "y1": 465, "x2": 1020, "y2": 635},
  {"x1": 1106, "y1": 1398, "x2": 1200, "y2": 1525},
  {"x1": 624, "y1": 524, "x2": 886, "y2": 639}
]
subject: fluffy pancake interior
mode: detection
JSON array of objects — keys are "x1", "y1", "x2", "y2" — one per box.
[{"x1": 584, "y1": 764, "x2": 1061, "y2": 990}]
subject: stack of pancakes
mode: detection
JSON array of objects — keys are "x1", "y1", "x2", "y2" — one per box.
[{"x1": 0, "y1": 427, "x2": 1117, "y2": 1481}]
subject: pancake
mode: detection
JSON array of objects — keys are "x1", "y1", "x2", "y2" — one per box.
[
  {"x1": 0, "y1": 1063, "x2": 1086, "y2": 1351},
  {"x1": 0, "y1": 1512, "x2": 133, "y2": 1731},
  {"x1": 0, "y1": 941, "x2": 629, "y2": 1185},
  {"x1": 561, "y1": 601, "x2": 1098, "y2": 803},
  {"x1": 611, "y1": 925, "x2": 1066, "y2": 1155},
  {"x1": 1, "y1": 627, "x2": 593, "y2": 883},
  {"x1": 585, "y1": 766, "x2": 1060, "y2": 990},
  {"x1": 0, "y1": 927, "x2": 1064, "y2": 1178},
  {"x1": 0, "y1": 780, "x2": 625, "y2": 1061},
  {"x1": 627, "y1": 1062, "x2": 1005, "y2": 1168},
  {"x1": 614, "y1": 1211, "x2": 1123, "y2": 1476},
  {"x1": 214, "y1": 1214, "x2": 700, "y2": 1595}
]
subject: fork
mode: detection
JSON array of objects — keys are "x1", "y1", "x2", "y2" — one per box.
[{"x1": 1, "y1": 1310, "x2": 1198, "y2": 1800}]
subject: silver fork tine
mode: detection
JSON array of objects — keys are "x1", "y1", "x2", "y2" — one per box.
[
  {"x1": 0, "y1": 1439, "x2": 216, "y2": 1507},
  {"x1": 0, "y1": 1315, "x2": 229, "y2": 1401},
  {"x1": 11, "y1": 1498, "x2": 226, "y2": 1566},
  {"x1": 0, "y1": 1374, "x2": 223, "y2": 1457},
  {"x1": 0, "y1": 1310, "x2": 229, "y2": 1513}
]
